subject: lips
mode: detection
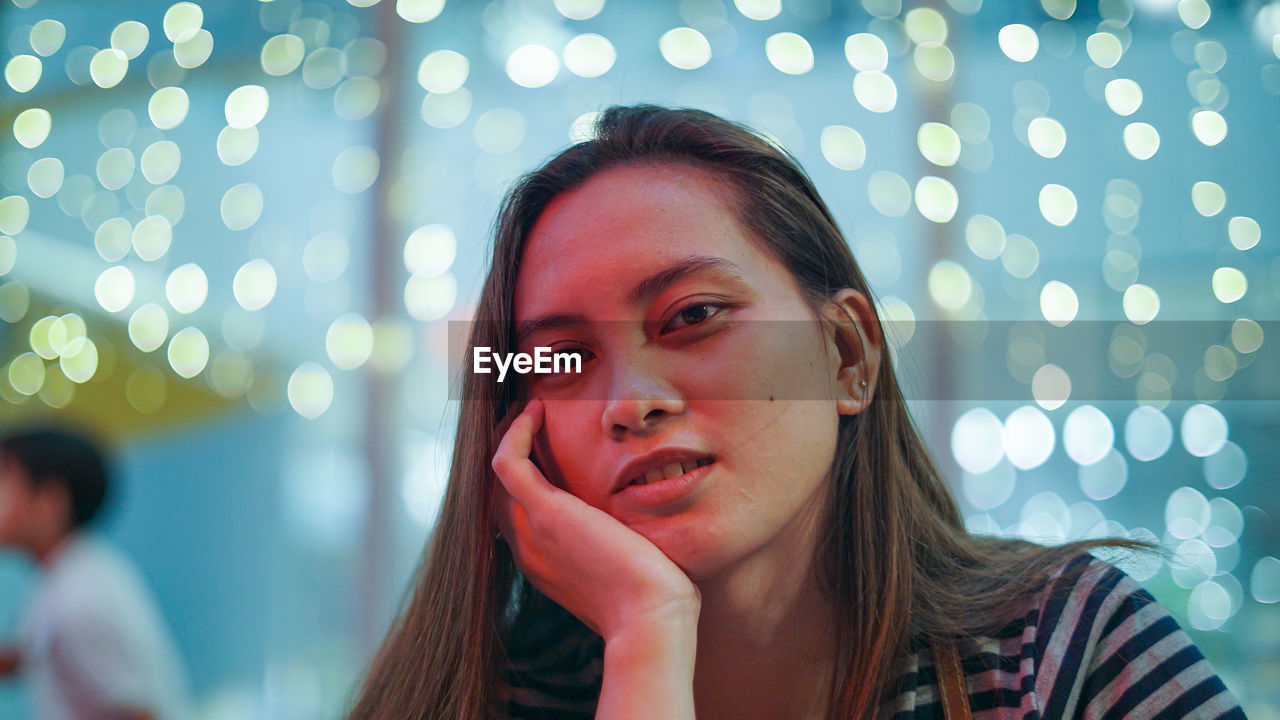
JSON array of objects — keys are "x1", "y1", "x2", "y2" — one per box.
[{"x1": 613, "y1": 450, "x2": 715, "y2": 494}]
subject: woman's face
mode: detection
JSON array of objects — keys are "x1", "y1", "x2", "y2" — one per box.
[{"x1": 512, "y1": 163, "x2": 864, "y2": 582}]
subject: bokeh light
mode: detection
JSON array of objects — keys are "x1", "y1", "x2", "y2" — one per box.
[
  {"x1": 233, "y1": 259, "x2": 277, "y2": 311},
  {"x1": 766, "y1": 33, "x2": 815, "y2": 75},
  {"x1": 1039, "y1": 184, "x2": 1077, "y2": 226},
  {"x1": 14, "y1": 108, "x2": 52, "y2": 148},
  {"x1": 555, "y1": 0, "x2": 605, "y2": 21},
  {"x1": 404, "y1": 225, "x2": 456, "y2": 276},
  {"x1": 5, "y1": 54, "x2": 42, "y2": 92},
  {"x1": 287, "y1": 362, "x2": 334, "y2": 418},
  {"x1": 853, "y1": 71, "x2": 897, "y2": 113},
  {"x1": 998, "y1": 24, "x2": 1039, "y2": 62},
  {"x1": 418, "y1": 50, "x2": 468, "y2": 93},
  {"x1": 148, "y1": 87, "x2": 190, "y2": 129},
  {"x1": 915, "y1": 176, "x2": 959, "y2": 223},
  {"x1": 563, "y1": 34, "x2": 616, "y2": 78},
  {"x1": 165, "y1": 263, "x2": 209, "y2": 315},
  {"x1": 952, "y1": 407, "x2": 1004, "y2": 474},
  {"x1": 660, "y1": 28, "x2": 712, "y2": 70},
  {"x1": 1004, "y1": 406, "x2": 1055, "y2": 470},
  {"x1": 226, "y1": 85, "x2": 270, "y2": 129},
  {"x1": 326, "y1": 314, "x2": 374, "y2": 371},
  {"x1": 1125, "y1": 405, "x2": 1174, "y2": 461},
  {"x1": 1079, "y1": 448, "x2": 1128, "y2": 500},
  {"x1": 845, "y1": 33, "x2": 888, "y2": 71},
  {"x1": 820, "y1": 126, "x2": 866, "y2": 170},
  {"x1": 128, "y1": 304, "x2": 170, "y2": 352},
  {"x1": 2, "y1": 2, "x2": 1276, "y2": 713},
  {"x1": 262, "y1": 34, "x2": 305, "y2": 76},
  {"x1": 167, "y1": 327, "x2": 209, "y2": 378},
  {"x1": 95, "y1": 266, "x2": 136, "y2": 313}
]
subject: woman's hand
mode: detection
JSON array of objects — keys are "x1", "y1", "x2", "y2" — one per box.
[
  {"x1": 494, "y1": 398, "x2": 699, "y2": 718},
  {"x1": 492, "y1": 397, "x2": 701, "y2": 643}
]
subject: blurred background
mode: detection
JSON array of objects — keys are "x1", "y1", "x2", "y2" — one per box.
[{"x1": 1, "y1": 0, "x2": 1277, "y2": 717}]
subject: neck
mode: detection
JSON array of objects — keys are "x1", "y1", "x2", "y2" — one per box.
[
  {"x1": 32, "y1": 529, "x2": 73, "y2": 567},
  {"x1": 692, "y1": 511, "x2": 838, "y2": 720}
]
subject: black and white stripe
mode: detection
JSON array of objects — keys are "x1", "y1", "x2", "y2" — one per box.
[{"x1": 501, "y1": 554, "x2": 1247, "y2": 719}]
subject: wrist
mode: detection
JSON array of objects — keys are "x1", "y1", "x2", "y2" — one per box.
[
  {"x1": 606, "y1": 604, "x2": 698, "y2": 647},
  {"x1": 603, "y1": 593, "x2": 700, "y2": 646},
  {"x1": 599, "y1": 613, "x2": 698, "y2": 719}
]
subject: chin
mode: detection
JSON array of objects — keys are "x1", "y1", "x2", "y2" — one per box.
[{"x1": 633, "y1": 520, "x2": 737, "y2": 583}]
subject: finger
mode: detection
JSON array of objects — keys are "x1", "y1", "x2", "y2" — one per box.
[
  {"x1": 497, "y1": 396, "x2": 541, "y2": 460},
  {"x1": 493, "y1": 483, "x2": 533, "y2": 572},
  {"x1": 530, "y1": 413, "x2": 565, "y2": 489},
  {"x1": 492, "y1": 398, "x2": 551, "y2": 502},
  {"x1": 494, "y1": 483, "x2": 539, "y2": 570},
  {"x1": 494, "y1": 398, "x2": 524, "y2": 442},
  {"x1": 493, "y1": 480, "x2": 515, "y2": 545}
]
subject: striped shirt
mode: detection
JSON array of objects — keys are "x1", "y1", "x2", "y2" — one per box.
[{"x1": 500, "y1": 554, "x2": 1247, "y2": 719}]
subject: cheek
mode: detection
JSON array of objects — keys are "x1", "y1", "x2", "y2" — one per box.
[
  {"x1": 728, "y1": 401, "x2": 839, "y2": 485},
  {"x1": 538, "y1": 403, "x2": 605, "y2": 498},
  {"x1": 679, "y1": 324, "x2": 831, "y2": 402},
  {"x1": 753, "y1": 325, "x2": 835, "y2": 401}
]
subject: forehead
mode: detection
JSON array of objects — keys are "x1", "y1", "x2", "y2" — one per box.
[{"x1": 514, "y1": 163, "x2": 772, "y2": 319}]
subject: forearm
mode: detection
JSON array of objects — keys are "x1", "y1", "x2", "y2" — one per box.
[{"x1": 597, "y1": 616, "x2": 698, "y2": 720}]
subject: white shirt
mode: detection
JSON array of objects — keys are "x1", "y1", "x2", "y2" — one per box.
[{"x1": 18, "y1": 534, "x2": 190, "y2": 720}]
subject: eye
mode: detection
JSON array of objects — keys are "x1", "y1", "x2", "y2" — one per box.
[
  {"x1": 661, "y1": 301, "x2": 724, "y2": 333},
  {"x1": 535, "y1": 345, "x2": 594, "y2": 386},
  {"x1": 549, "y1": 346, "x2": 593, "y2": 369}
]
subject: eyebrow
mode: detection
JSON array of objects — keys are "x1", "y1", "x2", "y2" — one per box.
[
  {"x1": 515, "y1": 256, "x2": 745, "y2": 346},
  {"x1": 626, "y1": 255, "x2": 745, "y2": 305},
  {"x1": 515, "y1": 312, "x2": 590, "y2": 348}
]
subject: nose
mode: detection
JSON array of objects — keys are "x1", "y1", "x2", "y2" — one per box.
[{"x1": 600, "y1": 356, "x2": 685, "y2": 439}]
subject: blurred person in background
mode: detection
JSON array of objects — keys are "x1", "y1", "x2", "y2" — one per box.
[{"x1": 0, "y1": 428, "x2": 189, "y2": 720}]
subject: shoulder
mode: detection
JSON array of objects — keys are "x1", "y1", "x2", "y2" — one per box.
[
  {"x1": 1024, "y1": 552, "x2": 1246, "y2": 720},
  {"x1": 40, "y1": 537, "x2": 173, "y2": 655},
  {"x1": 886, "y1": 552, "x2": 1247, "y2": 719},
  {"x1": 46, "y1": 536, "x2": 149, "y2": 612}
]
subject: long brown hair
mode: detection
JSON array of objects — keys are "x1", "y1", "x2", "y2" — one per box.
[{"x1": 346, "y1": 105, "x2": 1151, "y2": 719}]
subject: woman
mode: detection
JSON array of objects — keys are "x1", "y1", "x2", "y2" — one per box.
[{"x1": 347, "y1": 106, "x2": 1246, "y2": 719}]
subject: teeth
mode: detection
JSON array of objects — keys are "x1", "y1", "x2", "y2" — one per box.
[{"x1": 629, "y1": 458, "x2": 714, "y2": 487}]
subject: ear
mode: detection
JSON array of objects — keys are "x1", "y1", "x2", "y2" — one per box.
[{"x1": 821, "y1": 289, "x2": 882, "y2": 416}]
